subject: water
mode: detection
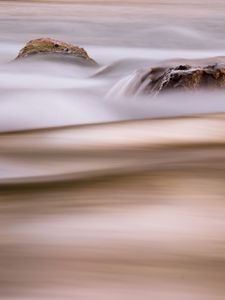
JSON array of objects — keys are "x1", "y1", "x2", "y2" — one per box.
[{"x1": 1, "y1": 1, "x2": 225, "y2": 300}]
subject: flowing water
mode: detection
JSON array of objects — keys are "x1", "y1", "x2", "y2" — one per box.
[{"x1": 1, "y1": 1, "x2": 225, "y2": 299}]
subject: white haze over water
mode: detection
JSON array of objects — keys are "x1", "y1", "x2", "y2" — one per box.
[
  {"x1": 0, "y1": 1, "x2": 225, "y2": 131},
  {"x1": 1, "y1": 44, "x2": 225, "y2": 131}
]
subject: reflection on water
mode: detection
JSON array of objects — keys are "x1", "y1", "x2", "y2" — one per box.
[{"x1": 1, "y1": 1, "x2": 225, "y2": 300}]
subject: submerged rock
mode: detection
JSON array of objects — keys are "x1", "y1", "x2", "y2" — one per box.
[
  {"x1": 107, "y1": 63, "x2": 225, "y2": 98},
  {"x1": 15, "y1": 37, "x2": 97, "y2": 65}
]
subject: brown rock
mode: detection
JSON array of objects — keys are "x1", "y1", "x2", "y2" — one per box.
[
  {"x1": 140, "y1": 64, "x2": 225, "y2": 95},
  {"x1": 15, "y1": 37, "x2": 97, "y2": 66}
]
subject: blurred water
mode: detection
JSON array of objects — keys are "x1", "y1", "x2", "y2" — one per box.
[{"x1": 1, "y1": 1, "x2": 225, "y2": 300}]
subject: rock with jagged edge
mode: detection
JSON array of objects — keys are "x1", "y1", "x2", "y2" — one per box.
[
  {"x1": 144, "y1": 64, "x2": 225, "y2": 95},
  {"x1": 107, "y1": 63, "x2": 225, "y2": 98}
]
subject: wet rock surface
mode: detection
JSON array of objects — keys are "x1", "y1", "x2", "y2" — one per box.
[
  {"x1": 139, "y1": 64, "x2": 225, "y2": 95},
  {"x1": 15, "y1": 37, "x2": 97, "y2": 66},
  {"x1": 106, "y1": 61, "x2": 225, "y2": 99}
]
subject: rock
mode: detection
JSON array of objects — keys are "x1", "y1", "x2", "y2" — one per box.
[
  {"x1": 15, "y1": 37, "x2": 97, "y2": 66},
  {"x1": 145, "y1": 64, "x2": 225, "y2": 95},
  {"x1": 109, "y1": 63, "x2": 225, "y2": 98}
]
